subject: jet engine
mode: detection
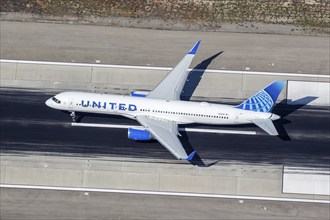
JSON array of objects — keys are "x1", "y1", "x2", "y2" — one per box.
[
  {"x1": 130, "y1": 91, "x2": 149, "y2": 97},
  {"x1": 128, "y1": 127, "x2": 154, "y2": 141}
]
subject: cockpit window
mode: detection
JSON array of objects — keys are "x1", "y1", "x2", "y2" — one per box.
[{"x1": 52, "y1": 97, "x2": 61, "y2": 104}]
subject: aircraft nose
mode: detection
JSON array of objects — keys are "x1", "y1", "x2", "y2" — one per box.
[
  {"x1": 45, "y1": 98, "x2": 52, "y2": 107},
  {"x1": 270, "y1": 113, "x2": 281, "y2": 121}
]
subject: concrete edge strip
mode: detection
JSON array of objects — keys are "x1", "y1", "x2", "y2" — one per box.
[
  {"x1": 71, "y1": 122, "x2": 257, "y2": 135},
  {"x1": 1, "y1": 59, "x2": 329, "y2": 79},
  {"x1": 1, "y1": 184, "x2": 329, "y2": 204}
]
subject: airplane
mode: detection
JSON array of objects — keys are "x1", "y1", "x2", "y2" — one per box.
[{"x1": 45, "y1": 40, "x2": 286, "y2": 161}]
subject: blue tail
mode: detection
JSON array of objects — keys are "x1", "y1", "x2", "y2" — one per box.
[{"x1": 235, "y1": 81, "x2": 286, "y2": 112}]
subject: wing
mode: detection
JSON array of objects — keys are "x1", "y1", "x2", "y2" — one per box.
[
  {"x1": 147, "y1": 40, "x2": 201, "y2": 100},
  {"x1": 136, "y1": 115, "x2": 195, "y2": 160}
]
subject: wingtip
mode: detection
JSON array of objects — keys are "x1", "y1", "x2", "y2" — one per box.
[
  {"x1": 187, "y1": 151, "x2": 197, "y2": 161},
  {"x1": 187, "y1": 40, "x2": 201, "y2": 55}
]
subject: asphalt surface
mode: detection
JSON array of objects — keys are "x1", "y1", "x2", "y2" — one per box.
[
  {"x1": 1, "y1": 21, "x2": 329, "y2": 74},
  {"x1": 2, "y1": 188, "x2": 329, "y2": 220},
  {"x1": 1, "y1": 88, "x2": 329, "y2": 167}
]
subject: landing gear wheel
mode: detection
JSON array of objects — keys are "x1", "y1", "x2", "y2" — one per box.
[{"x1": 70, "y1": 111, "x2": 77, "y2": 122}]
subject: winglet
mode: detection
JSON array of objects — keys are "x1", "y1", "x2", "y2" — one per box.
[
  {"x1": 187, "y1": 151, "x2": 196, "y2": 161},
  {"x1": 188, "y1": 40, "x2": 201, "y2": 55}
]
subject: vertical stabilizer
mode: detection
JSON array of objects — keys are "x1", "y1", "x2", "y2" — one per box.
[{"x1": 235, "y1": 81, "x2": 286, "y2": 112}]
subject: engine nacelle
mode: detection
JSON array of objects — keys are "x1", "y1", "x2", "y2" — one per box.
[
  {"x1": 128, "y1": 127, "x2": 154, "y2": 141},
  {"x1": 130, "y1": 91, "x2": 149, "y2": 97}
]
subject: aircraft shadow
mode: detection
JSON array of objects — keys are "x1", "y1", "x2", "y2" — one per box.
[
  {"x1": 181, "y1": 51, "x2": 223, "y2": 101},
  {"x1": 272, "y1": 96, "x2": 318, "y2": 141},
  {"x1": 273, "y1": 96, "x2": 318, "y2": 118},
  {"x1": 179, "y1": 130, "x2": 218, "y2": 167}
]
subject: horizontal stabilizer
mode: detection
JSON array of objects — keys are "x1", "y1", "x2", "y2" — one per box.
[{"x1": 250, "y1": 119, "x2": 278, "y2": 136}]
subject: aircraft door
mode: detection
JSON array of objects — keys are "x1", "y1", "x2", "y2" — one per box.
[
  {"x1": 234, "y1": 112, "x2": 241, "y2": 124},
  {"x1": 68, "y1": 98, "x2": 74, "y2": 108}
]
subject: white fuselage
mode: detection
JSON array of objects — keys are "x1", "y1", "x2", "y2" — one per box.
[{"x1": 46, "y1": 91, "x2": 278, "y2": 125}]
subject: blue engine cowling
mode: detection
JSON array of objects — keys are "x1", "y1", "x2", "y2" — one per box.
[
  {"x1": 130, "y1": 91, "x2": 149, "y2": 97},
  {"x1": 128, "y1": 127, "x2": 153, "y2": 141}
]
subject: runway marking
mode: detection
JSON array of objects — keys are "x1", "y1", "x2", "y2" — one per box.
[
  {"x1": 71, "y1": 123, "x2": 257, "y2": 135},
  {"x1": 72, "y1": 122, "x2": 133, "y2": 129},
  {"x1": 1, "y1": 119, "x2": 70, "y2": 127},
  {"x1": 181, "y1": 127, "x2": 256, "y2": 135},
  {"x1": 1, "y1": 184, "x2": 329, "y2": 204},
  {"x1": 1, "y1": 59, "x2": 329, "y2": 78}
]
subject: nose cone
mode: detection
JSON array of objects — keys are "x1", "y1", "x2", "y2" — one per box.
[
  {"x1": 270, "y1": 113, "x2": 281, "y2": 121},
  {"x1": 45, "y1": 98, "x2": 52, "y2": 108}
]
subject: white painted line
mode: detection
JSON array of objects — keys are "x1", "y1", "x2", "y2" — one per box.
[
  {"x1": 0, "y1": 59, "x2": 172, "y2": 71},
  {"x1": 183, "y1": 127, "x2": 256, "y2": 135},
  {"x1": 1, "y1": 184, "x2": 329, "y2": 204},
  {"x1": 71, "y1": 122, "x2": 133, "y2": 129},
  {"x1": 1, "y1": 59, "x2": 328, "y2": 78},
  {"x1": 71, "y1": 123, "x2": 256, "y2": 135}
]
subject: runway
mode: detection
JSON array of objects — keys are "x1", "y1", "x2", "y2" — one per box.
[{"x1": 1, "y1": 88, "x2": 329, "y2": 167}]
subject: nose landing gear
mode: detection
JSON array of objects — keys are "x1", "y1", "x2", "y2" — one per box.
[
  {"x1": 70, "y1": 111, "x2": 77, "y2": 122},
  {"x1": 69, "y1": 111, "x2": 83, "y2": 123}
]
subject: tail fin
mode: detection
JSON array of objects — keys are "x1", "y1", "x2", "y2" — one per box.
[{"x1": 235, "y1": 81, "x2": 286, "y2": 112}]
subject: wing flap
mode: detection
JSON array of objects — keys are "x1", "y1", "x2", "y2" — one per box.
[{"x1": 136, "y1": 115, "x2": 189, "y2": 160}]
